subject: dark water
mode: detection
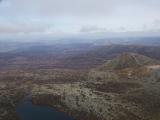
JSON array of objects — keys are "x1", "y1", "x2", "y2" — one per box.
[{"x1": 16, "y1": 98, "x2": 74, "y2": 120}]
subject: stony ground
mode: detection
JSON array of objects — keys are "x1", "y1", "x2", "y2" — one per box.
[
  {"x1": 30, "y1": 64, "x2": 160, "y2": 120},
  {"x1": 0, "y1": 54, "x2": 160, "y2": 120}
]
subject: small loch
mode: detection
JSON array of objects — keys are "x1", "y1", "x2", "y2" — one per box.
[{"x1": 16, "y1": 97, "x2": 74, "y2": 120}]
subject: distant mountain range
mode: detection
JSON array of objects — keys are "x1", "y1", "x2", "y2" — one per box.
[{"x1": 0, "y1": 37, "x2": 160, "y2": 70}]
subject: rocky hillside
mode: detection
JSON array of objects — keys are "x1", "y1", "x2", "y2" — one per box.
[{"x1": 97, "y1": 52, "x2": 159, "y2": 71}]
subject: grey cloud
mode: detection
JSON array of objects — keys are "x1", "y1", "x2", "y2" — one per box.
[
  {"x1": 80, "y1": 26, "x2": 107, "y2": 33},
  {"x1": 0, "y1": 0, "x2": 114, "y2": 17},
  {"x1": 0, "y1": 20, "x2": 52, "y2": 34},
  {"x1": 153, "y1": 20, "x2": 160, "y2": 26},
  {"x1": 1, "y1": 0, "x2": 160, "y2": 17}
]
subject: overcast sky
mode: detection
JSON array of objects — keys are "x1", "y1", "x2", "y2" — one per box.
[{"x1": 0, "y1": 0, "x2": 160, "y2": 40}]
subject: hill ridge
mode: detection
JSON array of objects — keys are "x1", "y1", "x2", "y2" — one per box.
[{"x1": 97, "y1": 52, "x2": 159, "y2": 70}]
